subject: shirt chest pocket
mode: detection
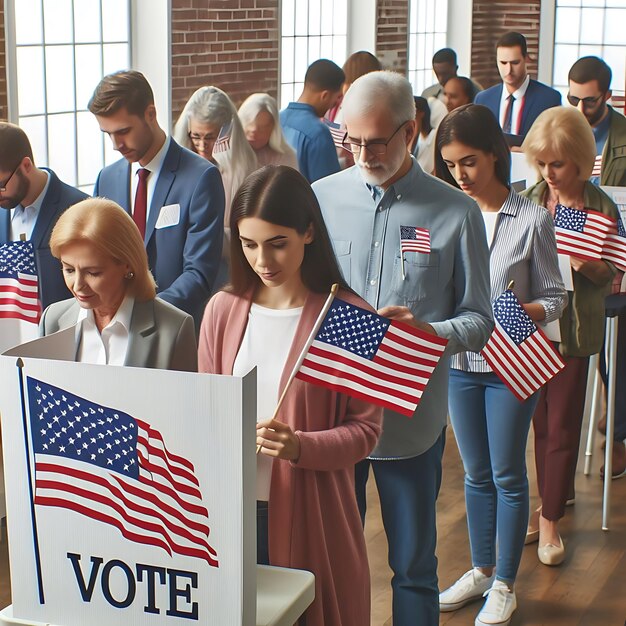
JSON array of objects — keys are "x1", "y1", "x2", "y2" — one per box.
[
  {"x1": 392, "y1": 250, "x2": 440, "y2": 304},
  {"x1": 333, "y1": 239, "x2": 351, "y2": 283}
]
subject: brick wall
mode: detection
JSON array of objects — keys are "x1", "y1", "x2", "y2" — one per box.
[
  {"x1": 376, "y1": 0, "x2": 409, "y2": 74},
  {"x1": 471, "y1": 1, "x2": 541, "y2": 89},
  {"x1": 170, "y1": 0, "x2": 279, "y2": 125},
  {"x1": 0, "y1": 4, "x2": 7, "y2": 121}
]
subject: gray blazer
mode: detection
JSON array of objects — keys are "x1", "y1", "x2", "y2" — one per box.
[{"x1": 40, "y1": 297, "x2": 197, "y2": 372}]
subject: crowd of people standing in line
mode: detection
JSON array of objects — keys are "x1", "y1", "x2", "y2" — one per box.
[{"x1": 1, "y1": 26, "x2": 626, "y2": 626}]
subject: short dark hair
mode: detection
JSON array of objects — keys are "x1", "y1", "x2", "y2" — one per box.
[
  {"x1": 446, "y1": 76, "x2": 475, "y2": 102},
  {"x1": 228, "y1": 165, "x2": 350, "y2": 295},
  {"x1": 0, "y1": 122, "x2": 34, "y2": 170},
  {"x1": 435, "y1": 104, "x2": 511, "y2": 189},
  {"x1": 432, "y1": 48, "x2": 457, "y2": 66},
  {"x1": 413, "y1": 97, "x2": 432, "y2": 134},
  {"x1": 569, "y1": 56, "x2": 612, "y2": 93},
  {"x1": 88, "y1": 70, "x2": 155, "y2": 117},
  {"x1": 496, "y1": 32, "x2": 528, "y2": 57},
  {"x1": 304, "y1": 59, "x2": 345, "y2": 92}
]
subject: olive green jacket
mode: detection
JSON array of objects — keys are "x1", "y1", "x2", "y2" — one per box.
[
  {"x1": 522, "y1": 181, "x2": 618, "y2": 357},
  {"x1": 601, "y1": 106, "x2": 626, "y2": 187}
]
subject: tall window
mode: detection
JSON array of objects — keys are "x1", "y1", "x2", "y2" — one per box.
[
  {"x1": 9, "y1": 0, "x2": 131, "y2": 192},
  {"x1": 408, "y1": 0, "x2": 448, "y2": 96},
  {"x1": 552, "y1": 0, "x2": 626, "y2": 101},
  {"x1": 280, "y1": 0, "x2": 348, "y2": 109}
]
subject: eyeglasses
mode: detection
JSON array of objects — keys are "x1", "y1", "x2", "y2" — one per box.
[
  {"x1": 341, "y1": 122, "x2": 408, "y2": 157},
  {"x1": 0, "y1": 163, "x2": 21, "y2": 192},
  {"x1": 566, "y1": 93, "x2": 603, "y2": 108},
  {"x1": 188, "y1": 132, "x2": 217, "y2": 146}
]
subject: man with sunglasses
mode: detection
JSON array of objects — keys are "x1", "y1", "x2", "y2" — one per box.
[
  {"x1": 313, "y1": 71, "x2": 493, "y2": 626},
  {"x1": 568, "y1": 56, "x2": 626, "y2": 187},
  {"x1": 0, "y1": 123, "x2": 87, "y2": 308},
  {"x1": 89, "y1": 70, "x2": 225, "y2": 327},
  {"x1": 569, "y1": 57, "x2": 626, "y2": 480}
]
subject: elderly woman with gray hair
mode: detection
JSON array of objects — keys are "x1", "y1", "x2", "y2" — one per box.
[
  {"x1": 173, "y1": 86, "x2": 257, "y2": 221},
  {"x1": 40, "y1": 198, "x2": 197, "y2": 371},
  {"x1": 238, "y1": 93, "x2": 298, "y2": 170}
]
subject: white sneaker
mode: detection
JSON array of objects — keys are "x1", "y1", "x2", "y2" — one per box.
[
  {"x1": 475, "y1": 580, "x2": 517, "y2": 626},
  {"x1": 439, "y1": 568, "x2": 495, "y2": 612}
]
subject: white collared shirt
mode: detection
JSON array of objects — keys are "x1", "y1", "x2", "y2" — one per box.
[
  {"x1": 498, "y1": 74, "x2": 530, "y2": 135},
  {"x1": 10, "y1": 170, "x2": 51, "y2": 241},
  {"x1": 76, "y1": 295, "x2": 135, "y2": 366},
  {"x1": 130, "y1": 136, "x2": 171, "y2": 223}
]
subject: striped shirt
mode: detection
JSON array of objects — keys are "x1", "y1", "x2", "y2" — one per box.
[{"x1": 452, "y1": 190, "x2": 568, "y2": 373}]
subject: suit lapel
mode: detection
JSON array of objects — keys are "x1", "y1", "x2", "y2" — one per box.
[
  {"x1": 145, "y1": 141, "x2": 179, "y2": 244},
  {"x1": 106, "y1": 161, "x2": 132, "y2": 213},
  {"x1": 125, "y1": 299, "x2": 157, "y2": 367},
  {"x1": 30, "y1": 169, "x2": 59, "y2": 249}
]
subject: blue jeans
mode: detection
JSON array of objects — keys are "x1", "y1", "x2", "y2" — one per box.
[
  {"x1": 448, "y1": 369, "x2": 537, "y2": 584},
  {"x1": 355, "y1": 431, "x2": 445, "y2": 626}
]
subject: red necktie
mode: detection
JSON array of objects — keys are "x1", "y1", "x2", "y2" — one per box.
[
  {"x1": 133, "y1": 168, "x2": 150, "y2": 238},
  {"x1": 502, "y1": 94, "x2": 515, "y2": 134}
]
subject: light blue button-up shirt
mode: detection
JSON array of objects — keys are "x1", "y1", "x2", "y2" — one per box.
[
  {"x1": 313, "y1": 160, "x2": 494, "y2": 458},
  {"x1": 280, "y1": 102, "x2": 340, "y2": 183}
]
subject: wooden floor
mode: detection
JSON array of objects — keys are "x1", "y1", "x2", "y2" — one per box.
[
  {"x1": 366, "y1": 423, "x2": 626, "y2": 626},
  {"x1": 0, "y1": 419, "x2": 624, "y2": 625}
]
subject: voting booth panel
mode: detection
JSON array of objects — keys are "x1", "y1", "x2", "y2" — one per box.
[{"x1": 0, "y1": 355, "x2": 256, "y2": 626}]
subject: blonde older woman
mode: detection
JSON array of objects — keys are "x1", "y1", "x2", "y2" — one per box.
[
  {"x1": 238, "y1": 93, "x2": 298, "y2": 169},
  {"x1": 173, "y1": 86, "x2": 257, "y2": 221},
  {"x1": 521, "y1": 107, "x2": 618, "y2": 565},
  {"x1": 40, "y1": 198, "x2": 197, "y2": 371}
]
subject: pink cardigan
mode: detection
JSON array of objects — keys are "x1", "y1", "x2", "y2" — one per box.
[{"x1": 198, "y1": 288, "x2": 382, "y2": 626}]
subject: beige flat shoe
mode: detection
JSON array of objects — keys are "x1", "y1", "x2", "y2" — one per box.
[{"x1": 538, "y1": 535, "x2": 565, "y2": 566}]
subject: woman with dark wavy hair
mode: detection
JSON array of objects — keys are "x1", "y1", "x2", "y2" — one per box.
[
  {"x1": 197, "y1": 165, "x2": 382, "y2": 626},
  {"x1": 435, "y1": 104, "x2": 566, "y2": 626}
]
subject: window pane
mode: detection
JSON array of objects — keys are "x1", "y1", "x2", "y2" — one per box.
[
  {"x1": 578, "y1": 44, "x2": 603, "y2": 58},
  {"x1": 75, "y1": 45, "x2": 102, "y2": 111},
  {"x1": 308, "y1": 0, "x2": 321, "y2": 37},
  {"x1": 320, "y1": 0, "x2": 333, "y2": 35},
  {"x1": 45, "y1": 45, "x2": 75, "y2": 113},
  {"x1": 19, "y1": 116, "x2": 47, "y2": 166},
  {"x1": 43, "y1": 0, "x2": 73, "y2": 44},
  {"x1": 16, "y1": 46, "x2": 46, "y2": 116},
  {"x1": 308, "y1": 36, "x2": 320, "y2": 65},
  {"x1": 332, "y1": 35, "x2": 346, "y2": 65},
  {"x1": 281, "y1": 38, "x2": 295, "y2": 84},
  {"x1": 76, "y1": 111, "x2": 103, "y2": 187},
  {"x1": 604, "y1": 9, "x2": 626, "y2": 45},
  {"x1": 15, "y1": 0, "x2": 43, "y2": 45},
  {"x1": 74, "y1": 0, "x2": 102, "y2": 44},
  {"x1": 294, "y1": 37, "x2": 308, "y2": 84},
  {"x1": 319, "y1": 34, "x2": 333, "y2": 60},
  {"x1": 334, "y1": 0, "x2": 348, "y2": 34},
  {"x1": 282, "y1": 0, "x2": 295, "y2": 37},
  {"x1": 103, "y1": 43, "x2": 130, "y2": 75},
  {"x1": 555, "y1": 8, "x2": 581, "y2": 43},
  {"x1": 579, "y1": 8, "x2": 605, "y2": 44},
  {"x1": 553, "y1": 44, "x2": 580, "y2": 88},
  {"x1": 408, "y1": 35, "x2": 418, "y2": 71},
  {"x1": 603, "y1": 47, "x2": 626, "y2": 91},
  {"x1": 102, "y1": 0, "x2": 129, "y2": 42},
  {"x1": 48, "y1": 113, "x2": 76, "y2": 185},
  {"x1": 295, "y1": 0, "x2": 309, "y2": 37}
]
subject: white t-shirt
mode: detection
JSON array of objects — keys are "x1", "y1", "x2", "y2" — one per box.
[
  {"x1": 233, "y1": 303, "x2": 303, "y2": 500},
  {"x1": 481, "y1": 211, "x2": 499, "y2": 248}
]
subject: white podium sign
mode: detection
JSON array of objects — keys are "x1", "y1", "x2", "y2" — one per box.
[{"x1": 0, "y1": 356, "x2": 256, "y2": 626}]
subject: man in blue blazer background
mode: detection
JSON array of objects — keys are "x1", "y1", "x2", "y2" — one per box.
[
  {"x1": 89, "y1": 71, "x2": 225, "y2": 326},
  {"x1": 0, "y1": 123, "x2": 88, "y2": 309},
  {"x1": 475, "y1": 32, "x2": 561, "y2": 143}
]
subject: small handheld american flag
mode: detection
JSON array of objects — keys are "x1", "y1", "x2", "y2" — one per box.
[
  {"x1": 481, "y1": 290, "x2": 565, "y2": 401},
  {"x1": 322, "y1": 118, "x2": 345, "y2": 150},
  {"x1": 295, "y1": 298, "x2": 448, "y2": 416},
  {"x1": 212, "y1": 121, "x2": 231, "y2": 154},
  {"x1": 602, "y1": 214, "x2": 626, "y2": 272},
  {"x1": 0, "y1": 240, "x2": 40, "y2": 323},
  {"x1": 553, "y1": 204, "x2": 614, "y2": 261},
  {"x1": 400, "y1": 225, "x2": 431, "y2": 254}
]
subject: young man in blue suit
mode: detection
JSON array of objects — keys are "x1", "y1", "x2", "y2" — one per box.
[
  {"x1": 88, "y1": 71, "x2": 225, "y2": 326},
  {"x1": 0, "y1": 123, "x2": 88, "y2": 309},
  {"x1": 475, "y1": 32, "x2": 561, "y2": 144}
]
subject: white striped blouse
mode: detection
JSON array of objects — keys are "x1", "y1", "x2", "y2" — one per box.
[{"x1": 451, "y1": 189, "x2": 568, "y2": 373}]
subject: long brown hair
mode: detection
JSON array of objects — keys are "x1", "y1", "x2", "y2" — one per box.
[{"x1": 228, "y1": 165, "x2": 349, "y2": 295}]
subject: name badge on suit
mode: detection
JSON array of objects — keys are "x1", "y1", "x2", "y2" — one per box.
[{"x1": 155, "y1": 204, "x2": 181, "y2": 229}]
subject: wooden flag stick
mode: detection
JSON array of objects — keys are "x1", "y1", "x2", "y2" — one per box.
[
  {"x1": 256, "y1": 283, "x2": 340, "y2": 454},
  {"x1": 507, "y1": 280, "x2": 515, "y2": 290}
]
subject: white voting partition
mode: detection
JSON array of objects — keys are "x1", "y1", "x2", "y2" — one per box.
[{"x1": 0, "y1": 354, "x2": 257, "y2": 626}]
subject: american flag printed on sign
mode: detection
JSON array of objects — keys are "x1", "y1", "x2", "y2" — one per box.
[
  {"x1": 481, "y1": 290, "x2": 565, "y2": 401},
  {"x1": 602, "y1": 213, "x2": 626, "y2": 272},
  {"x1": 27, "y1": 377, "x2": 219, "y2": 567},
  {"x1": 0, "y1": 241, "x2": 40, "y2": 323},
  {"x1": 295, "y1": 299, "x2": 448, "y2": 416},
  {"x1": 553, "y1": 204, "x2": 615, "y2": 261},
  {"x1": 322, "y1": 118, "x2": 346, "y2": 150},
  {"x1": 400, "y1": 225, "x2": 431, "y2": 254}
]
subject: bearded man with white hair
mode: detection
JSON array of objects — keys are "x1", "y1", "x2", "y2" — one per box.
[{"x1": 313, "y1": 71, "x2": 493, "y2": 626}]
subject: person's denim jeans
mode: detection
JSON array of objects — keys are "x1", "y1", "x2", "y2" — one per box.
[
  {"x1": 355, "y1": 431, "x2": 445, "y2": 626},
  {"x1": 448, "y1": 369, "x2": 537, "y2": 584}
]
